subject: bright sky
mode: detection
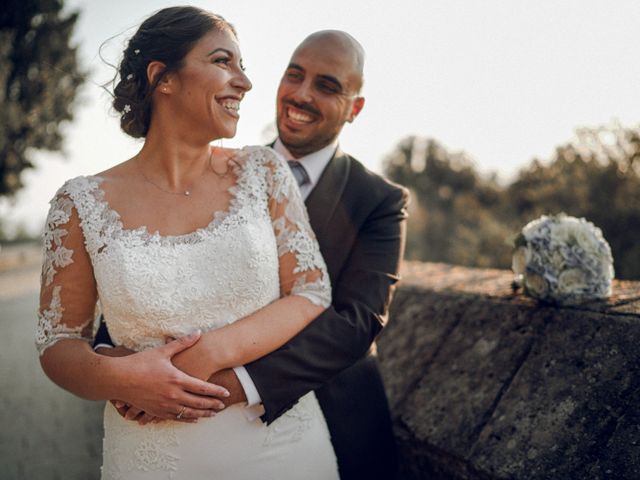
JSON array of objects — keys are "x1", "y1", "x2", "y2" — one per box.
[{"x1": 2, "y1": 0, "x2": 639, "y2": 235}]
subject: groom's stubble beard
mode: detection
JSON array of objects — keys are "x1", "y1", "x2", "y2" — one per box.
[{"x1": 276, "y1": 99, "x2": 345, "y2": 159}]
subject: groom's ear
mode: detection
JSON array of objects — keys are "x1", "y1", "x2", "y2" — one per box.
[{"x1": 347, "y1": 96, "x2": 365, "y2": 123}]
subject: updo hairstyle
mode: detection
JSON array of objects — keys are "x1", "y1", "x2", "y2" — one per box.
[{"x1": 112, "y1": 6, "x2": 236, "y2": 138}]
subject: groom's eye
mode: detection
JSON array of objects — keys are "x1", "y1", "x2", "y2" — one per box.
[
  {"x1": 285, "y1": 70, "x2": 303, "y2": 82},
  {"x1": 316, "y1": 80, "x2": 340, "y2": 95}
]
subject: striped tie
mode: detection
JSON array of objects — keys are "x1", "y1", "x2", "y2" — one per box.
[{"x1": 288, "y1": 160, "x2": 311, "y2": 187}]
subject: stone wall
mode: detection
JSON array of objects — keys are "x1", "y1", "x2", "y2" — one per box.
[{"x1": 378, "y1": 262, "x2": 640, "y2": 480}]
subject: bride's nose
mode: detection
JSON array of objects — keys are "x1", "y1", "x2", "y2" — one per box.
[{"x1": 232, "y1": 70, "x2": 252, "y2": 93}]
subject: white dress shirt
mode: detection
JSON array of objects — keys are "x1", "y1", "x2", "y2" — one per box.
[{"x1": 233, "y1": 138, "x2": 338, "y2": 420}]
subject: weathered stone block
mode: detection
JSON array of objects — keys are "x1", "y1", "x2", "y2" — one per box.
[
  {"x1": 378, "y1": 262, "x2": 640, "y2": 480},
  {"x1": 471, "y1": 312, "x2": 640, "y2": 479},
  {"x1": 380, "y1": 287, "x2": 473, "y2": 412},
  {"x1": 401, "y1": 301, "x2": 546, "y2": 457}
]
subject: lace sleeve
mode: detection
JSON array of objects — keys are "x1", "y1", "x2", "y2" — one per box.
[
  {"x1": 264, "y1": 148, "x2": 331, "y2": 308},
  {"x1": 36, "y1": 191, "x2": 98, "y2": 356}
]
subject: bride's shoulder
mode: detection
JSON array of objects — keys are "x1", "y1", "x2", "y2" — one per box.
[
  {"x1": 53, "y1": 175, "x2": 101, "y2": 198},
  {"x1": 237, "y1": 145, "x2": 287, "y2": 168},
  {"x1": 53, "y1": 160, "x2": 132, "y2": 200},
  {"x1": 93, "y1": 158, "x2": 135, "y2": 181}
]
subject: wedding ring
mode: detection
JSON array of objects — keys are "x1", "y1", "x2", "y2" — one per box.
[{"x1": 176, "y1": 406, "x2": 186, "y2": 420}]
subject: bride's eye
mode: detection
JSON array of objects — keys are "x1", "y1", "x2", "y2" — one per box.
[{"x1": 213, "y1": 57, "x2": 231, "y2": 67}]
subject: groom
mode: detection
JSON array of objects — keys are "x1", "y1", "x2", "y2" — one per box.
[
  {"x1": 240, "y1": 31, "x2": 408, "y2": 478},
  {"x1": 98, "y1": 30, "x2": 408, "y2": 479}
]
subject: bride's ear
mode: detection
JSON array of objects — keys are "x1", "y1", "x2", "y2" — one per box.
[{"x1": 147, "y1": 61, "x2": 173, "y2": 94}]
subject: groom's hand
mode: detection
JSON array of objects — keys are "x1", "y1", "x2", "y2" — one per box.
[
  {"x1": 207, "y1": 369, "x2": 247, "y2": 407},
  {"x1": 157, "y1": 337, "x2": 246, "y2": 407},
  {"x1": 95, "y1": 345, "x2": 135, "y2": 357}
]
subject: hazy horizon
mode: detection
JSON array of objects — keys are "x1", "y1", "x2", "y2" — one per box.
[{"x1": 2, "y1": 0, "x2": 639, "y2": 236}]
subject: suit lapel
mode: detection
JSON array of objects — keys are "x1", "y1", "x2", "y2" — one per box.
[{"x1": 305, "y1": 148, "x2": 351, "y2": 240}]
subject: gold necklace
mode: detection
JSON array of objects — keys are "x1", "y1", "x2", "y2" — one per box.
[{"x1": 136, "y1": 149, "x2": 214, "y2": 197}]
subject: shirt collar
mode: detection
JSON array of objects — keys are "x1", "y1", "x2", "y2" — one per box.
[{"x1": 273, "y1": 138, "x2": 338, "y2": 189}]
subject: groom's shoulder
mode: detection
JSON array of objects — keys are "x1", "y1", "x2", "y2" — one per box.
[{"x1": 341, "y1": 150, "x2": 409, "y2": 201}]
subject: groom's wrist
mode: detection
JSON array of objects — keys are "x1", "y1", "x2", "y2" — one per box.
[
  {"x1": 94, "y1": 343, "x2": 114, "y2": 352},
  {"x1": 208, "y1": 368, "x2": 247, "y2": 407},
  {"x1": 233, "y1": 366, "x2": 261, "y2": 406}
]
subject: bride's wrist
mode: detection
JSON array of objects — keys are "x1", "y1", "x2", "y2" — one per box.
[
  {"x1": 96, "y1": 353, "x2": 135, "y2": 400},
  {"x1": 200, "y1": 331, "x2": 226, "y2": 375}
]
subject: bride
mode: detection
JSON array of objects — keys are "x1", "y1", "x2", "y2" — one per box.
[{"x1": 36, "y1": 6, "x2": 339, "y2": 479}]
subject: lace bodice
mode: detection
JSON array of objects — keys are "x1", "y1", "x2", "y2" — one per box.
[{"x1": 36, "y1": 146, "x2": 331, "y2": 354}]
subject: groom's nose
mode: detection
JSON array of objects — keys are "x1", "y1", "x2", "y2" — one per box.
[{"x1": 290, "y1": 79, "x2": 314, "y2": 104}]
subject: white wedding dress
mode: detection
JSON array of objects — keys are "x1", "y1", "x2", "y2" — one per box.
[{"x1": 36, "y1": 146, "x2": 339, "y2": 479}]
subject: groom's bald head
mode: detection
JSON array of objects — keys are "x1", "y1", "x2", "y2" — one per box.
[
  {"x1": 295, "y1": 30, "x2": 365, "y2": 92},
  {"x1": 276, "y1": 30, "x2": 366, "y2": 157}
]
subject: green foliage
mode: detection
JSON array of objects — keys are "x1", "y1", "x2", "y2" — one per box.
[
  {"x1": 0, "y1": 0, "x2": 85, "y2": 196},
  {"x1": 384, "y1": 123, "x2": 640, "y2": 279},
  {"x1": 384, "y1": 136, "x2": 514, "y2": 268},
  {"x1": 509, "y1": 124, "x2": 640, "y2": 279}
]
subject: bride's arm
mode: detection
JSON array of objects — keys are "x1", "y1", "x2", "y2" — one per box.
[
  {"x1": 172, "y1": 148, "x2": 331, "y2": 378},
  {"x1": 37, "y1": 190, "x2": 227, "y2": 419}
]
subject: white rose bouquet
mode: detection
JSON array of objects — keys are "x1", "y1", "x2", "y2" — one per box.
[{"x1": 512, "y1": 214, "x2": 614, "y2": 305}]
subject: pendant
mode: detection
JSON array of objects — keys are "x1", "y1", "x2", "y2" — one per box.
[{"x1": 184, "y1": 191, "x2": 191, "y2": 196}]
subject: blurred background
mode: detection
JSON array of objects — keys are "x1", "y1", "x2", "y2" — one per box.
[
  {"x1": 1, "y1": 0, "x2": 639, "y2": 277},
  {"x1": 0, "y1": 0, "x2": 639, "y2": 477}
]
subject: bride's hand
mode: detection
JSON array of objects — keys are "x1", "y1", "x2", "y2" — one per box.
[
  {"x1": 112, "y1": 332, "x2": 229, "y2": 421},
  {"x1": 94, "y1": 345, "x2": 167, "y2": 424},
  {"x1": 94, "y1": 346, "x2": 175, "y2": 424}
]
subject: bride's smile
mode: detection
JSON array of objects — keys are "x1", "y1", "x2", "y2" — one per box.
[{"x1": 159, "y1": 28, "x2": 252, "y2": 142}]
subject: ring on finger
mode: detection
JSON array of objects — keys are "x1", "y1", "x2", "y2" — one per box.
[{"x1": 176, "y1": 406, "x2": 187, "y2": 420}]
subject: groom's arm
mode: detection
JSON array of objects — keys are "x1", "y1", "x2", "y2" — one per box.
[{"x1": 245, "y1": 184, "x2": 409, "y2": 423}]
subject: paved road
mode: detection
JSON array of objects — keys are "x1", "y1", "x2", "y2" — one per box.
[{"x1": 0, "y1": 263, "x2": 103, "y2": 479}]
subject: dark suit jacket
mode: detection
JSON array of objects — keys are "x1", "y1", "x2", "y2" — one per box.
[{"x1": 246, "y1": 147, "x2": 409, "y2": 479}]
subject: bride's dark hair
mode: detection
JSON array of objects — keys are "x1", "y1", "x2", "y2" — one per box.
[{"x1": 110, "y1": 6, "x2": 236, "y2": 138}]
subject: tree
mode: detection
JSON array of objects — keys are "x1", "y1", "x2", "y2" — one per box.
[
  {"x1": 509, "y1": 123, "x2": 640, "y2": 279},
  {"x1": 0, "y1": 0, "x2": 85, "y2": 196},
  {"x1": 384, "y1": 136, "x2": 514, "y2": 268},
  {"x1": 385, "y1": 123, "x2": 640, "y2": 279}
]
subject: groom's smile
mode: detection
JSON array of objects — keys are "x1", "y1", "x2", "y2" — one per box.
[
  {"x1": 275, "y1": 33, "x2": 364, "y2": 159},
  {"x1": 286, "y1": 105, "x2": 316, "y2": 124}
]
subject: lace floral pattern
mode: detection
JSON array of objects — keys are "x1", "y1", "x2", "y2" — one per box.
[
  {"x1": 102, "y1": 405, "x2": 180, "y2": 479},
  {"x1": 41, "y1": 195, "x2": 75, "y2": 286},
  {"x1": 35, "y1": 286, "x2": 92, "y2": 354},
  {"x1": 36, "y1": 146, "x2": 331, "y2": 356},
  {"x1": 262, "y1": 392, "x2": 315, "y2": 447},
  {"x1": 36, "y1": 191, "x2": 95, "y2": 354},
  {"x1": 36, "y1": 146, "x2": 336, "y2": 478}
]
